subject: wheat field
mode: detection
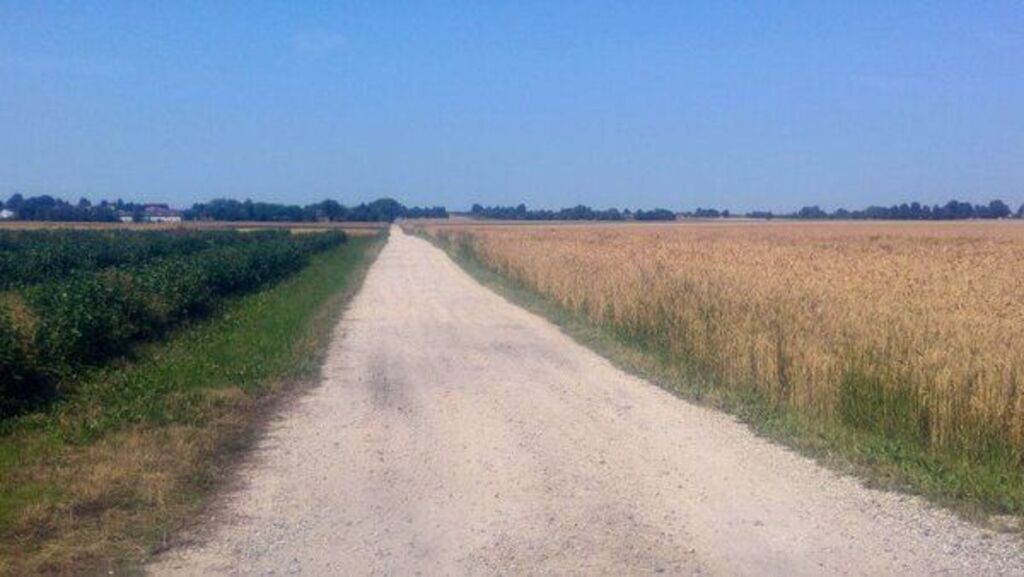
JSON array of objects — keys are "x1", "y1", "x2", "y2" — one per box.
[{"x1": 415, "y1": 220, "x2": 1024, "y2": 464}]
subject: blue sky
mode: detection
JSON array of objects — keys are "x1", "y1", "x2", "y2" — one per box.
[{"x1": 2, "y1": 2, "x2": 1022, "y2": 212}]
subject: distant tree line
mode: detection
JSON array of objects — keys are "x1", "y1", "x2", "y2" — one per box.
[
  {"x1": 0, "y1": 194, "x2": 141, "y2": 222},
  {"x1": 0, "y1": 194, "x2": 448, "y2": 223},
  {"x1": 185, "y1": 197, "x2": 447, "y2": 222},
  {"x1": 471, "y1": 199, "x2": 1024, "y2": 222},
  {"x1": 5, "y1": 193, "x2": 1023, "y2": 223},
  {"x1": 633, "y1": 208, "x2": 678, "y2": 221},
  {"x1": 731, "y1": 199, "x2": 1023, "y2": 221},
  {"x1": 468, "y1": 204, "x2": 677, "y2": 221},
  {"x1": 681, "y1": 208, "x2": 732, "y2": 218}
]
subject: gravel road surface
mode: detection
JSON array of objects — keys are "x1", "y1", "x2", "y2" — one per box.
[{"x1": 151, "y1": 228, "x2": 1023, "y2": 576}]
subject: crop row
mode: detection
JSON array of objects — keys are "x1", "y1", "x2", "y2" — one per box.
[
  {"x1": 0, "y1": 230, "x2": 346, "y2": 414},
  {"x1": 0, "y1": 229, "x2": 291, "y2": 290}
]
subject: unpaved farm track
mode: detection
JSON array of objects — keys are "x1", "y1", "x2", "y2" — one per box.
[{"x1": 151, "y1": 228, "x2": 1023, "y2": 576}]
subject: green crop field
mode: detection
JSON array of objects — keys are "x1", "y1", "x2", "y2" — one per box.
[{"x1": 0, "y1": 229, "x2": 346, "y2": 416}]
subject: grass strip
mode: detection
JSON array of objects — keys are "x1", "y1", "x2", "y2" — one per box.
[
  {"x1": 423, "y1": 231, "x2": 1024, "y2": 528},
  {"x1": 0, "y1": 234, "x2": 384, "y2": 575}
]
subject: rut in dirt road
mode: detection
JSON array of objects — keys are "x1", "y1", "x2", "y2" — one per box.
[{"x1": 151, "y1": 228, "x2": 1024, "y2": 576}]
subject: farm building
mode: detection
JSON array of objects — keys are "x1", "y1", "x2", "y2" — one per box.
[
  {"x1": 0, "y1": 209, "x2": 14, "y2": 220},
  {"x1": 142, "y1": 205, "x2": 183, "y2": 223}
]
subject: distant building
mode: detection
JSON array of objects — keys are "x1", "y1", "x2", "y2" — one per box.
[
  {"x1": 0, "y1": 209, "x2": 14, "y2": 220},
  {"x1": 142, "y1": 205, "x2": 183, "y2": 223}
]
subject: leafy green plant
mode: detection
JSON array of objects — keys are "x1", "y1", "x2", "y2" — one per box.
[
  {"x1": 0, "y1": 230, "x2": 347, "y2": 414},
  {"x1": 0, "y1": 229, "x2": 281, "y2": 290}
]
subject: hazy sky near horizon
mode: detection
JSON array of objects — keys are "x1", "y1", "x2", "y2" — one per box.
[{"x1": 2, "y1": 2, "x2": 1023, "y2": 212}]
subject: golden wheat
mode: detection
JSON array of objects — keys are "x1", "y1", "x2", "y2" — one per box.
[{"x1": 415, "y1": 220, "x2": 1024, "y2": 460}]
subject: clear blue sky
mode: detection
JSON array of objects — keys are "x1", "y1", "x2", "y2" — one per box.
[{"x1": 2, "y1": 2, "x2": 1022, "y2": 212}]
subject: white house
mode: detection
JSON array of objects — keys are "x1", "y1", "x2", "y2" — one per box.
[
  {"x1": 0, "y1": 209, "x2": 15, "y2": 220},
  {"x1": 142, "y1": 205, "x2": 184, "y2": 223}
]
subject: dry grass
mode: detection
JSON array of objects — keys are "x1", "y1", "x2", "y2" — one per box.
[
  {"x1": 3, "y1": 397, "x2": 244, "y2": 574},
  {"x1": 413, "y1": 220, "x2": 1024, "y2": 474}
]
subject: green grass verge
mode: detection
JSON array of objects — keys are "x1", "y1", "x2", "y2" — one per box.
[
  {"x1": 424, "y1": 232, "x2": 1024, "y2": 528},
  {"x1": 0, "y1": 234, "x2": 385, "y2": 575}
]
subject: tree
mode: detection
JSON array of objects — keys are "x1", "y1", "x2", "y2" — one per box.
[
  {"x1": 936, "y1": 200, "x2": 974, "y2": 219},
  {"x1": 694, "y1": 208, "x2": 724, "y2": 218},
  {"x1": 468, "y1": 203, "x2": 630, "y2": 221},
  {"x1": 634, "y1": 208, "x2": 677, "y2": 221},
  {"x1": 6, "y1": 193, "x2": 24, "y2": 211},
  {"x1": 797, "y1": 205, "x2": 828, "y2": 219},
  {"x1": 982, "y1": 200, "x2": 1011, "y2": 219}
]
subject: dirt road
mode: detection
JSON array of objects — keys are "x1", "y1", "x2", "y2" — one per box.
[{"x1": 151, "y1": 228, "x2": 1023, "y2": 576}]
